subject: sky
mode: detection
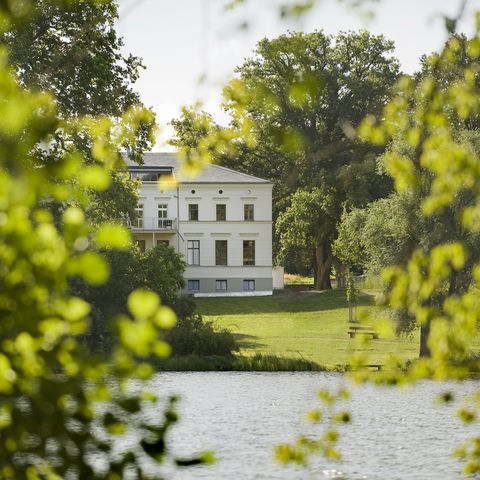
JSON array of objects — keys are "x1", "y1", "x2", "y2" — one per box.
[{"x1": 116, "y1": 0, "x2": 480, "y2": 150}]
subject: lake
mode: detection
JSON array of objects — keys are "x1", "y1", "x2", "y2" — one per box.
[{"x1": 136, "y1": 372, "x2": 479, "y2": 479}]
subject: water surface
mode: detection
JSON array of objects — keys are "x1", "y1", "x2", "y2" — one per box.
[{"x1": 143, "y1": 372, "x2": 478, "y2": 479}]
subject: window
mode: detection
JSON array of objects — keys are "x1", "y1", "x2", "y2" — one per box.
[
  {"x1": 136, "y1": 239, "x2": 146, "y2": 253},
  {"x1": 188, "y1": 204, "x2": 199, "y2": 221},
  {"x1": 135, "y1": 203, "x2": 144, "y2": 228},
  {"x1": 130, "y1": 171, "x2": 166, "y2": 182},
  {"x1": 215, "y1": 240, "x2": 228, "y2": 266},
  {"x1": 215, "y1": 280, "x2": 227, "y2": 291},
  {"x1": 216, "y1": 204, "x2": 226, "y2": 221},
  {"x1": 243, "y1": 240, "x2": 255, "y2": 265},
  {"x1": 158, "y1": 204, "x2": 168, "y2": 228},
  {"x1": 187, "y1": 240, "x2": 200, "y2": 265},
  {"x1": 243, "y1": 280, "x2": 255, "y2": 291},
  {"x1": 188, "y1": 280, "x2": 200, "y2": 291},
  {"x1": 244, "y1": 204, "x2": 254, "y2": 221},
  {"x1": 157, "y1": 240, "x2": 169, "y2": 247}
]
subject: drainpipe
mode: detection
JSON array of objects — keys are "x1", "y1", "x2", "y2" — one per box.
[{"x1": 176, "y1": 184, "x2": 180, "y2": 254}]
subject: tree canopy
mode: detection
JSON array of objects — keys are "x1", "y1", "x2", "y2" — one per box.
[
  {"x1": 334, "y1": 34, "x2": 480, "y2": 351},
  {"x1": 2, "y1": 0, "x2": 142, "y2": 117},
  {"x1": 273, "y1": 11, "x2": 480, "y2": 477},
  {"x1": 172, "y1": 30, "x2": 399, "y2": 287},
  {"x1": 1, "y1": 0, "x2": 156, "y2": 227}
]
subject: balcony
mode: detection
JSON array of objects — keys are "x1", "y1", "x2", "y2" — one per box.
[{"x1": 129, "y1": 217, "x2": 177, "y2": 231}]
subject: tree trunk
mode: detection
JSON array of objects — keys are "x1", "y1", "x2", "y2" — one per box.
[
  {"x1": 419, "y1": 320, "x2": 431, "y2": 357},
  {"x1": 336, "y1": 263, "x2": 346, "y2": 288},
  {"x1": 314, "y1": 243, "x2": 332, "y2": 290}
]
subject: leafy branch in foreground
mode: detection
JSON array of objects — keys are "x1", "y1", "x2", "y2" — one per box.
[
  {"x1": 277, "y1": 16, "x2": 480, "y2": 477},
  {"x1": 250, "y1": 6, "x2": 480, "y2": 476},
  {"x1": 0, "y1": 2, "x2": 210, "y2": 478},
  {"x1": 356, "y1": 27, "x2": 480, "y2": 473},
  {"x1": 275, "y1": 387, "x2": 350, "y2": 465}
]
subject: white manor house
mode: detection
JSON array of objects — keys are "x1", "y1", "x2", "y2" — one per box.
[{"x1": 127, "y1": 153, "x2": 274, "y2": 297}]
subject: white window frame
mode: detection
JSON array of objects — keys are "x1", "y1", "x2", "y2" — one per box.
[
  {"x1": 215, "y1": 240, "x2": 228, "y2": 266},
  {"x1": 244, "y1": 204, "x2": 254, "y2": 221},
  {"x1": 135, "y1": 203, "x2": 144, "y2": 228},
  {"x1": 188, "y1": 204, "x2": 199, "y2": 221},
  {"x1": 243, "y1": 240, "x2": 255, "y2": 266},
  {"x1": 216, "y1": 204, "x2": 226, "y2": 221},
  {"x1": 158, "y1": 204, "x2": 168, "y2": 228},
  {"x1": 215, "y1": 279, "x2": 227, "y2": 291},
  {"x1": 187, "y1": 240, "x2": 200, "y2": 265}
]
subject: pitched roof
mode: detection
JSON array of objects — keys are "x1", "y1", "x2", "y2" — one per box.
[{"x1": 125, "y1": 152, "x2": 272, "y2": 184}]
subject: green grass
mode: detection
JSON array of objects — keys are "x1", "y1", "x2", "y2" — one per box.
[
  {"x1": 284, "y1": 273, "x2": 314, "y2": 285},
  {"x1": 157, "y1": 353, "x2": 325, "y2": 371},
  {"x1": 195, "y1": 289, "x2": 421, "y2": 368},
  {"x1": 233, "y1": 353, "x2": 324, "y2": 371}
]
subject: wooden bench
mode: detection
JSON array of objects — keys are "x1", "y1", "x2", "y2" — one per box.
[
  {"x1": 348, "y1": 325, "x2": 379, "y2": 339},
  {"x1": 364, "y1": 364, "x2": 383, "y2": 371},
  {"x1": 335, "y1": 364, "x2": 383, "y2": 371}
]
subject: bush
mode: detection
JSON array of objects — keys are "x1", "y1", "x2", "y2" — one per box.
[
  {"x1": 165, "y1": 315, "x2": 238, "y2": 356},
  {"x1": 72, "y1": 245, "x2": 193, "y2": 350},
  {"x1": 233, "y1": 353, "x2": 324, "y2": 371}
]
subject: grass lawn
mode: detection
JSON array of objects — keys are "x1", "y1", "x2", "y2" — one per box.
[
  {"x1": 284, "y1": 273, "x2": 314, "y2": 285},
  {"x1": 195, "y1": 289, "x2": 421, "y2": 368}
]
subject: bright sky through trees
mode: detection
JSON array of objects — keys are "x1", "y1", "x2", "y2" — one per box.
[{"x1": 116, "y1": 0, "x2": 480, "y2": 148}]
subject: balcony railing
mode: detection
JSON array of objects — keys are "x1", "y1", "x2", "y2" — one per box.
[{"x1": 129, "y1": 217, "x2": 177, "y2": 231}]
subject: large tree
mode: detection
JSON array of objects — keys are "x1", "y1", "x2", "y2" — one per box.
[
  {"x1": 219, "y1": 30, "x2": 399, "y2": 288},
  {"x1": 1, "y1": 0, "x2": 156, "y2": 224},
  {"x1": 2, "y1": 0, "x2": 144, "y2": 120},
  {"x1": 334, "y1": 34, "x2": 480, "y2": 356}
]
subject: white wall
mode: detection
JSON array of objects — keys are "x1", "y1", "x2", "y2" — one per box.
[
  {"x1": 178, "y1": 183, "x2": 271, "y2": 222},
  {"x1": 137, "y1": 182, "x2": 178, "y2": 220},
  {"x1": 272, "y1": 266, "x2": 285, "y2": 289},
  {"x1": 135, "y1": 181, "x2": 273, "y2": 289},
  {"x1": 177, "y1": 183, "x2": 272, "y2": 269}
]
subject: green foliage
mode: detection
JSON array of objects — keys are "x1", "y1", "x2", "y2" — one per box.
[
  {"x1": 71, "y1": 244, "x2": 190, "y2": 351},
  {"x1": 2, "y1": 0, "x2": 145, "y2": 118},
  {"x1": 276, "y1": 187, "x2": 337, "y2": 288},
  {"x1": 171, "y1": 30, "x2": 398, "y2": 287},
  {"x1": 284, "y1": 273, "x2": 315, "y2": 285},
  {"x1": 334, "y1": 192, "x2": 422, "y2": 275},
  {"x1": 72, "y1": 243, "x2": 236, "y2": 359},
  {"x1": 275, "y1": 387, "x2": 349, "y2": 464},
  {"x1": 87, "y1": 171, "x2": 141, "y2": 226},
  {"x1": 164, "y1": 316, "x2": 238, "y2": 357},
  {"x1": 350, "y1": 24, "x2": 480, "y2": 477},
  {"x1": 0, "y1": 2, "x2": 207, "y2": 477},
  {"x1": 169, "y1": 106, "x2": 217, "y2": 150},
  {"x1": 272, "y1": 12, "x2": 480, "y2": 477},
  {"x1": 335, "y1": 35, "x2": 480, "y2": 337},
  {"x1": 155, "y1": 352, "x2": 324, "y2": 372},
  {"x1": 232, "y1": 353, "x2": 324, "y2": 371},
  {"x1": 1, "y1": 0, "x2": 155, "y2": 228},
  {"x1": 168, "y1": 105, "x2": 234, "y2": 179},
  {"x1": 345, "y1": 270, "x2": 358, "y2": 304}
]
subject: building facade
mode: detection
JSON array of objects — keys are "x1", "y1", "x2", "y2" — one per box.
[{"x1": 127, "y1": 153, "x2": 273, "y2": 297}]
